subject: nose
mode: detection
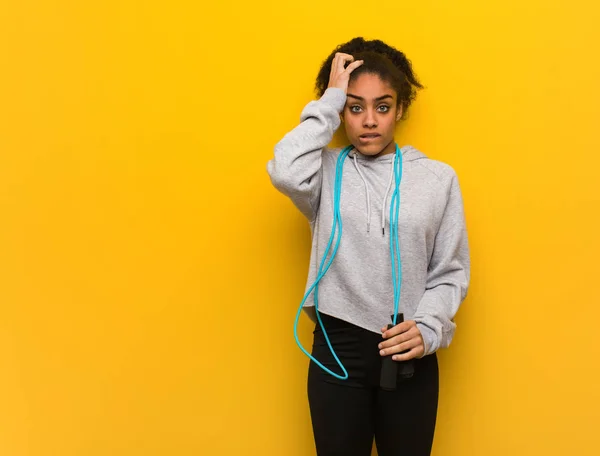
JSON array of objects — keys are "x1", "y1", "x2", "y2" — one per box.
[{"x1": 363, "y1": 108, "x2": 377, "y2": 128}]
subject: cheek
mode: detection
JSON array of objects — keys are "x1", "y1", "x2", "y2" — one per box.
[
  {"x1": 345, "y1": 119, "x2": 361, "y2": 135},
  {"x1": 382, "y1": 117, "x2": 396, "y2": 134}
]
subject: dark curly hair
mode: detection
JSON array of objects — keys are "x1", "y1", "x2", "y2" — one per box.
[{"x1": 315, "y1": 37, "x2": 424, "y2": 120}]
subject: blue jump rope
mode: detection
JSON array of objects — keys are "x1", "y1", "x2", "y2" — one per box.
[{"x1": 292, "y1": 143, "x2": 412, "y2": 390}]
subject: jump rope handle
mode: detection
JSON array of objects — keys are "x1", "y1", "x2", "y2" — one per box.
[{"x1": 379, "y1": 313, "x2": 415, "y2": 391}]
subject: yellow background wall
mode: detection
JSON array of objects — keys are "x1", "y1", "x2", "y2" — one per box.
[{"x1": 1, "y1": 1, "x2": 599, "y2": 455}]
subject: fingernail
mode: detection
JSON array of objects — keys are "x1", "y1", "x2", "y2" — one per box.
[
  {"x1": 392, "y1": 356, "x2": 397, "y2": 361},
  {"x1": 380, "y1": 350, "x2": 385, "y2": 356},
  {"x1": 378, "y1": 343, "x2": 383, "y2": 349}
]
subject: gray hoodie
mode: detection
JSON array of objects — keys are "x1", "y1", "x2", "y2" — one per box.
[{"x1": 267, "y1": 87, "x2": 470, "y2": 357}]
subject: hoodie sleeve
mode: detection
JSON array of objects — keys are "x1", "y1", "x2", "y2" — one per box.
[
  {"x1": 266, "y1": 87, "x2": 347, "y2": 221},
  {"x1": 413, "y1": 170, "x2": 471, "y2": 357}
]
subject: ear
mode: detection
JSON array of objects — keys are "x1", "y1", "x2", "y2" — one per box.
[{"x1": 396, "y1": 103, "x2": 403, "y2": 121}]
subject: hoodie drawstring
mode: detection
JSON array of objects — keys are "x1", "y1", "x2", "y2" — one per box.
[{"x1": 352, "y1": 150, "x2": 398, "y2": 235}]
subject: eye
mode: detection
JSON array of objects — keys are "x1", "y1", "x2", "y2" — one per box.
[{"x1": 348, "y1": 105, "x2": 390, "y2": 113}]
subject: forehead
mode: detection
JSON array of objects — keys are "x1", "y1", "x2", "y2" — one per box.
[{"x1": 347, "y1": 73, "x2": 395, "y2": 99}]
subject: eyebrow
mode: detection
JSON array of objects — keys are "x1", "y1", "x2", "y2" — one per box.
[{"x1": 346, "y1": 93, "x2": 394, "y2": 102}]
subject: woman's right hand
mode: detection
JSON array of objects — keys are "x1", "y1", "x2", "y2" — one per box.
[{"x1": 327, "y1": 52, "x2": 364, "y2": 94}]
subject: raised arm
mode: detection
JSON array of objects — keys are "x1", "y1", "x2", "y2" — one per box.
[
  {"x1": 267, "y1": 53, "x2": 363, "y2": 221},
  {"x1": 266, "y1": 87, "x2": 346, "y2": 220}
]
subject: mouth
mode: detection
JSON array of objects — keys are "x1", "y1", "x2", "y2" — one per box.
[{"x1": 359, "y1": 134, "x2": 380, "y2": 142}]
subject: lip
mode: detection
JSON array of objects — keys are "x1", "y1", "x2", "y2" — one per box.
[{"x1": 359, "y1": 134, "x2": 380, "y2": 142}]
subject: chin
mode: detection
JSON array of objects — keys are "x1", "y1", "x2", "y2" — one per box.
[{"x1": 354, "y1": 143, "x2": 385, "y2": 156}]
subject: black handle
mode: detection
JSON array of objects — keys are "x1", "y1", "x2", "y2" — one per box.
[
  {"x1": 380, "y1": 321, "x2": 399, "y2": 391},
  {"x1": 379, "y1": 313, "x2": 415, "y2": 391}
]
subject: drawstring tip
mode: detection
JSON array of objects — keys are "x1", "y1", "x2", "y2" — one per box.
[
  {"x1": 367, "y1": 223, "x2": 371, "y2": 233},
  {"x1": 382, "y1": 227, "x2": 385, "y2": 235}
]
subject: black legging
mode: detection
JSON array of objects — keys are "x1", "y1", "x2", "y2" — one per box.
[{"x1": 307, "y1": 312, "x2": 439, "y2": 456}]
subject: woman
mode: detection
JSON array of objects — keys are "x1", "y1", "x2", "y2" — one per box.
[{"x1": 267, "y1": 37, "x2": 470, "y2": 456}]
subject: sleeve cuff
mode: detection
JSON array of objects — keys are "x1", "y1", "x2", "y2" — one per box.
[
  {"x1": 319, "y1": 87, "x2": 347, "y2": 113},
  {"x1": 416, "y1": 322, "x2": 437, "y2": 357}
]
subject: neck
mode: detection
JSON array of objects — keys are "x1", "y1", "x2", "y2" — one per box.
[{"x1": 371, "y1": 138, "x2": 396, "y2": 158}]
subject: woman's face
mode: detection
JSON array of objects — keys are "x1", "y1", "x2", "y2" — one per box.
[{"x1": 341, "y1": 73, "x2": 403, "y2": 157}]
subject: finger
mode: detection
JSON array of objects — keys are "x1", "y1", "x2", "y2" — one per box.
[
  {"x1": 329, "y1": 53, "x2": 344, "y2": 79},
  {"x1": 379, "y1": 329, "x2": 412, "y2": 349},
  {"x1": 380, "y1": 337, "x2": 420, "y2": 356},
  {"x1": 379, "y1": 330, "x2": 419, "y2": 352},
  {"x1": 380, "y1": 326, "x2": 422, "y2": 349},
  {"x1": 343, "y1": 59, "x2": 364, "y2": 74},
  {"x1": 382, "y1": 321, "x2": 413, "y2": 339},
  {"x1": 336, "y1": 53, "x2": 355, "y2": 72},
  {"x1": 335, "y1": 52, "x2": 355, "y2": 62},
  {"x1": 329, "y1": 54, "x2": 338, "y2": 81},
  {"x1": 392, "y1": 345, "x2": 423, "y2": 362}
]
